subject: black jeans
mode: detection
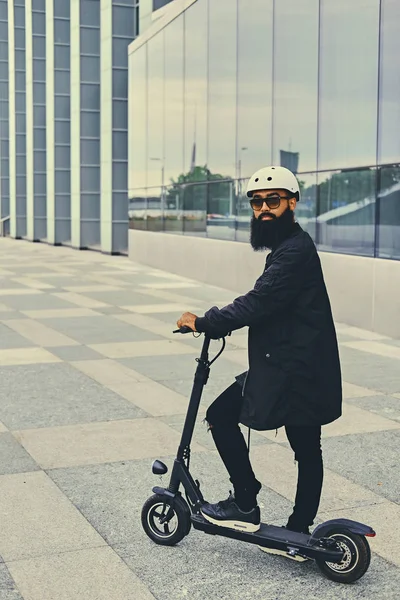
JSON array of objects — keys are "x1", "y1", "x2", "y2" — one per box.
[{"x1": 206, "y1": 382, "x2": 323, "y2": 529}]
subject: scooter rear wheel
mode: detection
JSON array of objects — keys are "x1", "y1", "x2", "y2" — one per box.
[
  {"x1": 316, "y1": 529, "x2": 371, "y2": 583},
  {"x1": 141, "y1": 493, "x2": 191, "y2": 546}
]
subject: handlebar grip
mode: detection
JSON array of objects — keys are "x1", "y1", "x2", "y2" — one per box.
[{"x1": 173, "y1": 326, "x2": 193, "y2": 334}]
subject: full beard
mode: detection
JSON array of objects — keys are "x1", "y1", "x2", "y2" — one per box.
[{"x1": 250, "y1": 206, "x2": 295, "y2": 251}]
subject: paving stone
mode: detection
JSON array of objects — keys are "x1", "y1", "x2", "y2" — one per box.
[
  {"x1": 0, "y1": 563, "x2": 24, "y2": 600},
  {"x1": 0, "y1": 363, "x2": 146, "y2": 429},
  {"x1": 346, "y1": 394, "x2": 400, "y2": 422},
  {"x1": 0, "y1": 433, "x2": 40, "y2": 475}
]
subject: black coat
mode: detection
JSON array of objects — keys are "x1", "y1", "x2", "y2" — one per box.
[{"x1": 195, "y1": 223, "x2": 342, "y2": 431}]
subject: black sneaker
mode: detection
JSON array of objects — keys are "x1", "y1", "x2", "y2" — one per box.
[{"x1": 201, "y1": 492, "x2": 260, "y2": 533}]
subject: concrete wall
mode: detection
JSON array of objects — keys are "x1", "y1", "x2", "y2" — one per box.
[{"x1": 129, "y1": 229, "x2": 400, "y2": 338}]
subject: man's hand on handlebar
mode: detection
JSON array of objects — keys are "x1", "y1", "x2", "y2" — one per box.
[{"x1": 177, "y1": 312, "x2": 198, "y2": 332}]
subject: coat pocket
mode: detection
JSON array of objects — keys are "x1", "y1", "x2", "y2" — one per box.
[{"x1": 240, "y1": 355, "x2": 290, "y2": 431}]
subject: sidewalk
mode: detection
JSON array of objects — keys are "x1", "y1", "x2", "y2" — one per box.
[{"x1": 0, "y1": 237, "x2": 399, "y2": 600}]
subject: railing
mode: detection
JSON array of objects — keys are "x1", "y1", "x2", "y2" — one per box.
[{"x1": 0, "y1": 216, "x2": 10, "y2": 237}]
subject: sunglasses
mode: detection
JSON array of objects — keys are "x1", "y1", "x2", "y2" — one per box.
[{"x1": 250, "y1": 194, "x2": 293, "y2": 211}]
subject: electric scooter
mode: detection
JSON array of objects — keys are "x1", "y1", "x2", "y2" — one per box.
[{"x1": 141, "y1": 328, "x2": 375, "y2": 583}]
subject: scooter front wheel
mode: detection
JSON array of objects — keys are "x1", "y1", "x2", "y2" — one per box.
[
  {"x1": 316, "y1": 529, "x2": 371, "y2": 583},
  {"x1": 141, "y1": 493, "x2": 191, "y2": 546}
]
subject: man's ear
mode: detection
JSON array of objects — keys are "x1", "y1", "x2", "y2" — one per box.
[{"x1": 289, "y1": 197, "x2": 297, "y2": 211}]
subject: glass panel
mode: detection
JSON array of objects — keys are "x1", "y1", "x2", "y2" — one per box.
[
  {"x1": 316, "y1": 168, "x2": 376, "y2": 256},
  {"x1": 33, "y1": 0, "x2": 46, "y2": 10},
  {"x1": 237, "y1": 0, "x2": 273, "y2": 179},
  {"x1": 55, "y1": 170, "x2": 71, "y2": 194},
  {"x1": 206, "y1": 180, "x2": 236, "y2": 241},
  {"x1": 81, "y1": 193, "x2": 100, "y2": 220},
  {"x1": 16, "y1": 134, "x2": 26, "y2": 154},
  {"x1": 54, "y1": 44, "x2": 70, "y2": 69},
  {"x1": 318, "y1": 0, "x2": 380, "y2": 170},
  {"x1": 15, "y1": 71, "x2": 26, "y2": 90},
  {"x1": 112, "y1": 161, "x2": 128, "y2": 191},
  {"x1": 80, "y1": 0, "x2": 100, "y2": 28},
  {"x1": 112, "y1": 6, "x2": 135, "y2": 37},
  {"x1": 164, "y1": 15, "x2": 183, "y2": 188},
  {"x1": 34, "y1": 128, "x2": 46, "y2": 149},
  {"x1": 80, "y1": 83, "x2": 100, "y2": 110},
  {"x1": 81, "y1": 111, "x2": 100, "y2": 137},
  {"x1": 34, "y1": 173, "x2": 46, "y2": 194},
  {"x1": 16, "y1": 114, "x2": 26, "y2": 133},
  {"x1": 81, "y1": 139, "x2": 100, "y2": 164},
  {"x1": 272, "y1": 0, "x2": 318, "y2": 173},
  {"x1": 55, "y1": 194, "x2": 71, "y2": 219},
  {"x1": 32, "y1": 12, "x2": 45, "y2": 34},
  {"x1": 33, "y1": 83, "x2": 46, "y2": 103},
  {"x1": 54, "y1": 0, "x2": 70, "y2": 19},
  {"x1": 147, "y1": 32, "x2": 164, "y2": 188},
  {"x1": 33, "y1": 105, "x2": 46, "y2": 127},
  {"x1": 16, "y1": 176, "x2": 26, "y2": 195},
  {"x1": 33, "y1": 36, "x2": 46, "y2": 57},
  {"x1": 55, "y1": 95, "x2": 70, "y2": 119},
  {"x1": 15, "y1": 50, "x2": 25, "y2": 70},
  {"x1": 377, "y1": 165, "x2": 400, "y2": 259},
  {"x1": 55, "y1": 121, "x2": 70, "y2": 143},
  {"x1": 55, "y1": 145, "x2": 71, "y2": 169},
  {"x1": 0, "y1": 62, "x2": 7, "y2": 80},
  {"x1": 181, "y1": 182, "x2": 207, "y2": 236},
  {"x1": 14, "y1": 7, "x2": 25, "y2": 25},
  {"x1": 128, "y1": 43, "x2": 147, "y2": 190},
  {"x1": 208, "y1": 0, "x2": 237, "y2": 179},
  {"x1": 112, "y1": 99, "x2": 127, "y2": 130},
  {"x1": 33, "y1": 59, "x2": 46, "y2": 82},
  {"x1": 80, "y1": 27, "x2": 100, "y2": 55},
  {"x1": 112, "y1": 131, "x2": 127, "y2": 161},
  {"x1": 16, "y1": 156, "x2": 26, "y2": 173},
  {"x1": 112, "y1": 68, "x2": 128, "y2": 98},
  {"x1": 81, "y1": 166, "x2": 100, "y2": 192},
  {"x1": 54, "y1": 20, "x2": 69, "y2": 44},
  {"x1": 15, "y1": 92, "x2": 25, "y2": 112},
  {"x1": 128, "y1": 188, "x2": 147, "y2": 231},
  {"x1": 183, "y1": 1, "x2": 207, "y2": 181},
  {"x1": 378, "y1": 0, "x2": 400, "y2": 164},
  {"x1": 112, "y1": 191, "x2": 128, "y2": 222},
  {"x1": 296, "y1": 173, "x2": 318, "y2": 242},
  {"x1": 81, "y1": 56, "x2": 100, "y2": 83},
  {"x1": 163, "y1": 183, "x2": 183, "y2": 234},
  {"x1": 112, "y1": 37, "x2": 129, "y2": 68},
  {"x1": 55, "y1": 70, "x2": 70, "y2": 94},
  {"x1": 14, "y1": 28, "x2": 25, "y2": 49}
]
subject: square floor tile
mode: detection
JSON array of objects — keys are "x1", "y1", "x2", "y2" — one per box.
[
  {"x1": 0, "y1": 323, "x2": 35, "y2": 349},
  {"x1": 49, "y1": 345, "x2": 104, "y2": 361},
  {"x1": 89, "y1": 339, "x2": 198, "y2": 359},
  {"x1": 37, "y1": 316, "x2": 166, "y2": 345},
  {"x1": 0, "y1": 564, "x2": 24, "y2": 600},
  {"x1": 346, "y1": 394, "x2": 400, "y2": 423},
  {"x1": 14, "y1": 418, "x2": 207, "y2": 469},
  {"x1": 0, "y1": 433, "x2": 40, "y2": 475},
  {"x1": 0, "y1": 347, "x2": 60, "y2": 366},
  {"x1": 0, "y1": 471, "x2": 105, "y2": 561},
  {"x1": 0, "y1": 363, "x2": 146, "y2": 429},
  {"x1": 7, "y1": 547, "x2": 156, "y2": 600}
]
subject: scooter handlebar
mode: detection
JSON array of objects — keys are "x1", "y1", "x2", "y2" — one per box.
[{"x1": 173, "y1": 326, "x2": 194, "y2": 334}]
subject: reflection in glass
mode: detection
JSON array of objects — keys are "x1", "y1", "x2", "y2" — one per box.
[
  {"x1": 208, "y1": 0, "x2": 237, "y2": 179},
  {"x1": 316, "y1": 169, "x2": 376, "y2": 256},
  {"x1": 296, "y1": 173, "x2": 317, "y2": 241},
  {"x1": 184, "y1": 0, "x2": 207, "y2": 181},
  {"x1": 318, "y1": 0, "x2": 380, "y2": 170},
  {"x1": 147, "y1": 32, "x2": 164, "y2": 189},
  {"x1": 206, "y1": 180, "x2": 236, "y2": 241},
  {"x1": 128, "y1": 44, "x2": 147, "y2": 191},
  {"x1": 377, "y1": 166, "x2": 400, "y2": 259},
  {"x1": 378, "y1": 0, "x2": 400, "y2": 164},
  {"x1": 237, "y1": 0, "x2": 273, "y2": 180},
  {"x1": 273, "y1": 0, "x2": 319, "y2": 173},
  {"x1": 164, "y1": 16, "x2": 184, "y2": 188},
  {"x1": 182, "y1": 182, "x2": 207, "y2": 236},
  {"x1": 128, "y1": 188, "x2": 147, "y2": 230}
]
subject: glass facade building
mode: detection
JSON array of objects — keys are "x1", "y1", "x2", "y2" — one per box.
[
  {"x1": 0, "y1": 0, "x2": 139, "y2": 252},
  {"x1": 128, "y1": 0, "x2": 400, "y2": 260}
]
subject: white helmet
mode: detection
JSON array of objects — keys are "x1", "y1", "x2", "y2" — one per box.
[{"x1": 246, "y1": 166, "x2": 300, "y2": 201}]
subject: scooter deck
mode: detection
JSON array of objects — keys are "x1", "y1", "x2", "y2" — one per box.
[{"x1": 191, "y1": 514, "x2": 343, "y2": 563}]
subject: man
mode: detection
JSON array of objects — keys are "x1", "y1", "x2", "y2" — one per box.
[{"x1": 177, "y1": 166, "x2": 342, "y2": 546}]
